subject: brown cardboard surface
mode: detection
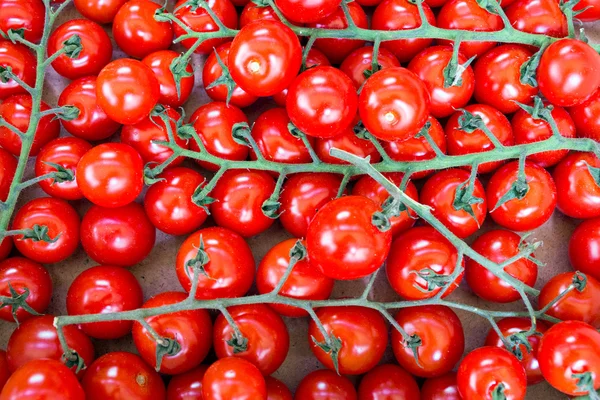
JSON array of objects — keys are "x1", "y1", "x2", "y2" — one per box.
[{"x1": 0, "y1": 3, "x2": 598, "y2": 398}]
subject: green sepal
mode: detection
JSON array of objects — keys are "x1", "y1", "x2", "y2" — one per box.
[
  {"x1": 62, "y1": 35, "x2": 83, "y2": 59},
  {"x1": 231, "y1": 122, "x2": 253, "y2": 147},
  {"x1": 42, "y1": 162, "x2": 75, "y2": 184},
  {"x1": 492, "y1": 383, "x2": 507, "y2": 400},
  {"x1": 517, "y1": 234, "x2": 544, "y2": 267},
  {"x1": 170, "y1": 55, "x2": 193, "y2": 101},
  {"x1": 363, "y1": 63, "x2": 382, "y2": 79},
  {"x1": 573, "y1": 372, "x2": 598, "y2": 396},
  {"x1": 312, "y1": 334, "x2": 343, "y2": 375},
  {"x1": 186, "y1": 0, "x2": 209, "y2": 11},
  {"x1": 372, "y1": 211, "x2": 392, "y2": 232},
  {"x1": 382, "y1": 195, "x2": 408, "y2": 218},
  {"x1": 585, "y1": 162, "x2": 600, "y2": 189},
  {"x1": 62, "y1": 350, "x2": 86, "y2": 374},
  {"x1": 476, "y1": 0, "x2": 500, "y2": 13},
  {"x1": 287, "y1": 122, "x2": 304, "y2": 138},
  {"x1": 404, "y1": 334, "x2": 423, "y2": 367},
  {"x1": 353, "y1": 121, "x2": 370, "y2": 140},
  {"x1": 506, "y1": 330, "x2": 534, "y2": 360},
  {"x1": 457, "y1": 108, "x2": 486, "y2": 133},
  {"x1": 154, "y1": 337, "x2": 181, "y2": 372},
  {"x1": 185, "y1": 236, "x2": 213, "y2": 280},
  {"x1": 491, "y1": 173, "x2": 530, "y2": 212},
  {"x1": 0, "y1": 66, "x2": 13, "y2": 84},
  {"x1": 572, "y1": 272, "x2": 588, "y2": 292},
  {"x1": 443, "y1": 54, "x2": 476, "y2": 88},
  {"x1": 409, "y1": 268, "x2": 453, "y2": 293},
  {"x1": 262, "y1": 198, "x2": 282, "y2": 219},
  {"x1": 18, "y1": 225, "x2": 60, "y2": 243},
  {"x1": 5, "y1": 28, "x2": 26, "y2": 44},
  {"x1": 514, "y1": 96, "x2": 552, "y2": 122},
  {"x1": 289, "y1": 240, "x2": 307, "y2": 261},
  {"x1": 205, "y1": 48, "x2": 237, "y2": 106},
  {"x1": 227, "y1": 334, "x2": 249, "y2": 354},
  {"x1": 520, "y1": 47, "x2": 545, "y2": 87},
  {"x1": 453, "y1": 180, "x2": 484, "y2": 225},
  {"x1": 143, "y1": 163, "x2": 166, "y2": 186},
  {"x1": 54, "y1": 105, "x2": 81, "y2": 122},
  {"x1": 177, "y1": 123, "x2": 196, "y2": 140},
  {"x1": 414, "y1": 121, "x2": 432, "y2": 139},
  {"x1": 0, "y1": 283, "x2": 42, "y2": 326},
  {"x1": 251, "y1": 0, "x2": 271, "y2": 6}
]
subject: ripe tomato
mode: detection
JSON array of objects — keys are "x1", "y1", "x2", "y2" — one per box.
[
  {"x1": 0, "y1": 359, "x2": 84, "y2": 400},
  {"x1": 266, "y1": 377, "x2": 292, "y2": 400},
  {"x1": 307, "y1": 196, "x2": 392, "y2": 280},
  {"x1": 76, "y1": 143, "x2": 144, "y2": 208},
  {"x1": 554, "y1": 152, "x2": 600, "y2": 219},
  {"x1": 340, "y1": 46, "x2": 400, "y2": 89},
  {"x1": 359, "y1": 67, "x2": 430, "y2": 142},
  {"x1": 573, "y1": 0, "x2": 600, "y2": 20},
  {"x1": 275, "y1": 0, "x2": 340, "y2": 23},
  {"x1": 81, "y1": 203, "x2": 156, "y2": 267},
  {"x1": 309, "y1": 306, "x2": 387, "y2": 375},
  {"x1": 74, "y1": 0, "x2": 128, "y2": 24},
  {"x1": 315, "y1": 128, "x2": 381, "y2": 165},
  {"x1": 358, "y1": 364, "x2": 420, "y2": 399},
  {"x1": 202, "y1": 357, "x2": 266, "y2": 400},
  {"x1": 166, "y1": 365, "x2": 207, "y2": 400},
  {"x1": 392, "y1": 305, "x2": 464, "y2": 378},
  {"x1": 0, "y1": 148, "x2": 17, "y2": 202},
  {"x1": 512, "y1": 104, "x2": 576, "y2": 167},
  {"x1": 372, "y1": 0, "x2": 436, "y2": 63},
  {"x1": 295, "y1": 369, "x2": 357, "y2": 400},
  {"x1": 0, "y1": 257, "x2": 51, "y2": 323},
  {"x1": 505, "y1": 0, "x2": 567, "y2": 38},
  {"x1": 0, "y1": 238, "x2": 12, "y2": 262},
  {"x1": 0, "y1": 95, "x2": 60, "y2": 156},
  {"x1": 176, "y1": 227, "x2": 255, "y2": 299},
  {"x1": 97, "y1": 58, "x2": 160, "y2": 125},
  {"x1": 240, "y1": 2, "x2": 279, "y2": 27},
  {"x1": 66, "y1": 265, "x2": 143, "y2": 339},
  {"x1": 0, "y1": 351, "x2": 8, "y2": 391},
  {"x1": 539, "y1": 272, "x2": 600, "y2": 328},
  {"x1": 229, "y1": 20, "x2": 301, "y2": 97},
  {"x1": 58, "y1": 76, "x2": 121, "y2": 141},
  {"x1": 387, "y1": 226, "x2": 463, "y2": 300},
  {"x1": 112, "y1": 0, "x2": 173, "y2": 59},
  {"x1": 570, "y1": 217, "x2": 600, "y2": 281},
  {"x1": 256, "y1": 239, "x2": 333, "y2": 317},
  {"x1": 538, "y1": 39, "x2": 600, "y2": 107},
  {"x1": 485, "y1": 318, "x2": 549, "y2": 385},
  {"x1": 0, "y1": 0, "x2": 44, "y2": 43},
  {"x1": 143, "y1": 50, "x2": 195, "y2": 108},
  {"x1": 487, "y1": 161, "x2": 556, "y2": 231},
  {"x1": 133, "y1": 292, "x2": 212, "y2": 375},
  {"x1": 570, "y1": 89, "x2": 600, "y2": 141},
  {"x1": 421, "y1": 373, "x2": 461, "y2": 400},
  {"x1": 11, "y1": 197, "x2": 79, "y2": 264},
  {"x1": 538, "y1": 321, "x2": 600, "y2": 396},
  {"x1": 0, "y1": 41, "x2": 36, "y2": 100},
  {"x1": 82, "y1": 352, "x2": 165, "y2": 400},
  {"x1": 420, "y1": 168, "x2": 487, "y2": 238}
]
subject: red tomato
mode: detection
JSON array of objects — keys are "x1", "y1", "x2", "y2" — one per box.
[
  {"x1": 82, "y1": 352, "x2": 165, "y2": 400},
  {"x1": 48, "y1": 19, "x2": 112, "y2": 80},
  {"x1": 11, "y1": 197, "x2": 79, "y2": 264},
  {"x1": 0, "y1": 148, "x2": 17, "y2": 202},
  {"x1": 573, "y1": 0, "x2": 600, "y2": 20},
  {"x1": 505, "y1": 0, "x2": 567, "y2": 38},
  {"x1": 538, "y1": 39, "x2": 600, "y2": 107},
  {"x1": 487, "y1": 161, "x2": 556, "y2": 231},
  {"x1": 372, "y1": 0, "x2": 436, "y2": 63},
  {"x1": 437, "y1": 0, "x2": 503, "y2": 58},
  {"x1": 457, "y1": 347, "x2": 527, "y2": 400},
  {"x1": 295, "y1": 369, "x2": 357, "y2": 400},
  {"x1": 386, "y1": 226, "x2": 463, "y2": 300},
  {"x1": 143, "y1": 50, "x2": 195, "y2": 108},
  {"x1": 538, "y1": 272, "x2": 600, "y2": 328},
  {"x1": 340, "y1": 46, "x2": 400, "y2": 89},
  {"x1": 307, "y1": 196, "x2": 392, "y2": 280},
  {"x1": 266, "y1": 377, "x2": 292, "y2": 400},
  {"x1": 570, "y1": 217, "x2": 600, "y2": 281},
  {"x1": 538, "y1": 321, "x2": 600, "y2": 396},
  {"x1": 81, "y1": 203, "x2": 156, "y2": 267},
  {"x1": 359, "y1": 67, "x2": 430, "y2": 142},
  {"x1": 74, "y1": 0, "x2": 128, "y2": 24},
  {"x1": 0, "y1": 257, "x2": 51, "y2": 323},
  {"x1": 133, "y1": 292, "x2": 212, "y2": 375},
  {"x1": 0, "y1": 351, "x2": 8, "y2": 391},
  {"x1": 420, "y1": 168, "x2": 487, "y2": 238},
  {"x1": 240, "y1": 3, "x2": 280, "y2": 27},
  {"x1": 0, "y1": 359, "x2": 84, "y2": 400},
  {"x1": 97, "y1": 58, "x2": 160, "y2": 125},
  {"x1": 358, "y1": 364, "x2": 420, "y2": 399},
  {"x1": 256, "y1": 239, "x2": 333, "y2": 317},
  {"x1": 58, "y1": 76, "x2": 121, "y2": 141},
  {"x1": 0, "y1": 41, "x2": 36, "y2": 100},
  {"x1": 0, "y1": 95, "x2": 60, "y2": 156},
  {"x1": 421, "y1": 373, "x2": 461, "y2": 400},
  {"x1": 0, "y1": 238, "x2": 12, "y2": 262},
  {"x1": 66, "y1": 265, "x2": 143, "y2": 339},
  {"x1": 229, "y1": 20, "x2": 301, "y2": 97},
  {"x1": 0, "y1": 0, "x2": 44, "y2": 43},
  {"x1": 76, "y1": 143, "x2": 144, "y2": 208},
  {"x1": 202, "y1": 357, "x2": 266, "y2": 400},
  {"x1": 570, "y1": 89, "x2": 600, "y2": 141},
  {"x1": 7, "y1": 315, "x2": 95, "y2": 377},
  {"x1": 315, "y1": 128, "x2": 381, "y2": 165},
  {"x1": 166, "y1": 365, "x2": 207, "y2": 400},
  {"x1": 392, "y1": 305, "x2": 464, "y2": 378},
  {"x1": 554, "y1": 152, "x2": 600, "y2": 219},
  {"x1": 176, "y1": 227, "x2": 255, "y2": 299},
  {"x1": 275, "y1": 0, "x2": 340, "y2": 23}
]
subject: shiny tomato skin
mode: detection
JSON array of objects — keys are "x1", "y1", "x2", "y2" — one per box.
[
  {"x1": 372, "y1": 0, "x2": 436, "y2": 63},
  {"x1": 573, "y1": 0, "x2": 600, "y2": 20},
  {"x1": 340, "y1": 46, "x2": 400, "y2": 89},
  {"x1": 0, "y1": 359, "x2": 84, "y2": 400},
  {"x1": 166, "y1": 365, "x2": 208, "y2": 400},
  {"x1": 74, "y1": 0, "x2": 128, "y2": 23},
  {"x1": 266, "y1": 377, "x2": 292, "y2": 400},
  {"x1": 554, "y1": 152, "x2": 600, "y2": 219},
  {"x1": 315, "y1": 128, "x2": 381, "y2": 165},
  {"x1": 306, "y1": 196, "x2": 392, "y2": 280},
  {"x1": 295, "y1": 369, "x2": 357, "y2": 400},
  {"x1": 96, "y1": 58, "x2": 160, "y2": 125},
  {"x1": 240, "y1": 2, "x2": 280, "y2": 27},
  {"x1": 34, "y1": 137, "x2": 92, "y2": 200},
  {"x1": 0, "y1": 41, "x2": 36, "y2": 100},
  {"x1": 359, "y1": 67, "x2": 430, "y2": 142},
  {"x1": 287, "y1": 66, "x2": 358, "y2": 139},
  {"x1": 256, "y1": 239, "x2": 334, "y2": 317},
  {"x1": 392, "y1": 305, "x2": 464, "y2": 378},
  {"x1": 275, "y1": 0, "x2": 340, "y2": 23},
  {"x1": 81, "y1": 203, "x2": 156, "y2": 267},
  {"x1": 570, "y1": 89, "x2": 600, "y2": 141},
  {"x1": 0, "y1": 0, "x2": 45, "y2": 43},
  {"x1": 0, "y1": 238, "x2": 12, "y2": 262},
  {"x1": 0, "y1": 95, "x2": 60, "y2": 156},
  {"x1": 570, "y1": 217, "x2": 600, "y2": 281},
  {"x1": 143, "y1": 50, "x2": 195, "y2": 108},
  {"x1": 420, "y1": 169, "x2": 487, "y2": 238},
  {"x1": 505, "y1": 0, "x2": 567, "y2": 38},
  {"x1": 176, "y1": 227, "x2": 255, "y2": 299},
  {"x1": 202, "y1": 357, "x2": 267, "y2": 400},
  {"x1": 66, "y1": 265, "x2": 143, "y2": 339},
  {"x1": 0, "y1": 257, "x2": 52, "y2": 323},
  {"x1": 358, "y1": 364, "x2": 419, "y2": 399},
  {"x1": 214, "y1": 304, "x2": 289, "y2": 375},
  {"x1": 0, "y1": 148, "x2": 17, "y2": 202},
  {"x1": 487, "y1": 161, "x2": 556, "y2": 231},
  {"x1": 387, "y1": 226, "x2": 463, "y2": 300},
  {"x1": 133, "y1": 292, "x2": 213, "y2": 375},
  {"x1": 12, "y1": 197, "x2": 79, "y2": 264},
  {"x1": 229, "y1": 20, "x2": 301, "y2": 97},
  {"x1": 421, "y1": 373, "x2": 461, "y2": 400}
]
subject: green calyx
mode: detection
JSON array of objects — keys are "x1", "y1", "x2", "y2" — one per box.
[
  {"x1": 312, "y1": 334, "x2": 343, "y2": 374},
  {"x1": 154, "y1": 337, "x2": 181, "y2": 372},
  {"x1": 0, "y1": 283, "x2": 42, "y2": 326}
]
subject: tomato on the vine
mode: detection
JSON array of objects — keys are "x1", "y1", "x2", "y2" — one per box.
[
  {"x1": 266, "y1": 377, "x2": 292, "y2": 400},
  {"x1": 570, "y1": 89, "x2": 600, "y2": 141},
  {"x1": 166, "y1": 365, "x2": 207, "y2": 400},
  {"x1": 0, "y1": 0, "x2": 45, "y2": 43},
  {"x1": 421, "y1": 373, "x2": 461, "y2": 400},
  {"x1": 0, "y1": 238, "x2": 12, "y2": 263},
  {"x1": 0, "y1": 41, "x2": 36, "y2": 100},
  {"x1": 340, "y1": 46, "x2": 400, "y2": 89},
  {"x1": 570, "y1": 217, "x2": 600, "y2": 281},
  {"x1": 239, "y1": 2, "x2": 280, "y2": 28},
  {"x1": 202, "y1": 357, "x2": 267, "y2": 400},
  {"x1": 358, "y1": 364, "x2": 420, "y2": 399},
  {"x1": 275, "y1": 0, "x2": 341, "y2": 23},
  {"x1": 0, "y1": 147, "x2": 17, "y2": 202},
  {"x1": 295, "y1": 369, "x2": 357, "y2": 400},
  {"x1": 505, "y1": 0, "x2": 568, "y2": 38},
  {"x1": 143, "y1": 50, "x2": 195, "y2": 108},
  {"x1": 554, "y1": 152, "x2": 600, "y2": 219},
  {"x1": 74, "y1": 0, "x2": 128, "y2": 24},
  {"x1": 315, "y1": 128, "x2": 381, "y2": 165}
]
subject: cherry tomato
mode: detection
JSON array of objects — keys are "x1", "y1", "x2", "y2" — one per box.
[
  {"x1": 81, "y1": 203, "x2": 156, "y2": 267},
  {"x1": 0, "y1": 0, "x2": 44, "y2": 43},
  {"x1": 0, "y1": 257, "x2": 51, "y2": 323},
  {"x1": 554, "y1": 152, "x2": 600, "y2": 219},
  {"x1": 573, "y1": 0, "x2": 600, "y2": 20},
  {"x1": 202, "y1": 357, "x2": 267, "y2": 400},
  {"x1": 133, "y1": 292, "x2": 212, "y2": 375},
  {"x1": 76, "y1": 143, "x2": 144, "y2": 208},
  {"x1": 538, "y1": 39, "x2": 600, "y2": 107},
  {"x1": 295, "y1": 369, "x2": 357, "y2": 400},
  {"x1": 387, "y1": 226, "x2": 463, "y2": 300},
  {"x1": 0, "y1": 95, "x2": 60, "y2": 156},
  {"x1": 340, "y1": 46, "x2": 400, "y2": 89},
  {"x1": 143, "y1": 50, "x2": 195, "y2": 108},
  {"x1": 0, "y1": 351, "x2": 8, "y2": 391},
  {"x1": 0, "y1": 148, "x2": 17, "y2": 202},
  {"x1": 266, "y1": 377, "x2": 292, "y2": 400},
  {"x1": 0, "y1": 41, "x2": 36, "y2": 100},
  {"x1": 97, "y1": 58, "x2": 160, "y2": 125},
  {"x1": 570, "y1": 89, "x2": 600, "y2": 141},
  {"x1": 358, "y1": 364, "x2": 420, "y2": 399},
  {"x1": 240, "y1": 2, "x2": 280, "y2": 27},
  {"x1": 570, "y1": 217, "x2": 600, "y2": 282},
  {"x1": 166, "y1": 365, "x2": 208, "y2": 400},
  {"x1": 315, "y1": 128, "x2": 381, "y2": 165},
  {"x1": 229, "y1": 20, "x2": 301, "y2": 97},
  {"x1": 0, "y1": 238, "x2": 12, "y2": 262},
  {"x1": 359, "y1": 67, "x2": 430, "y2": 142},
  {"x1": 74, "y1": 0, "x2": 128, "y2": 24},
  {"x1": 505, "y1": 0, "x2": 567, "y2": 38},
  {"x1": 421, "y1": 373, "x2": 461, "y2": 400},
  {"x1": 66, "y1": 265, "x2": 143, "y2": 339},
  {"x1": 275, "y1": 0, "x2": 340, "y2": 23},
  {"x1": 487, "y1": 161, "x2": 556, "y2": 231},
  {"x1": 176, "y1": 227, "x2": 255, "y2": 299}
]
